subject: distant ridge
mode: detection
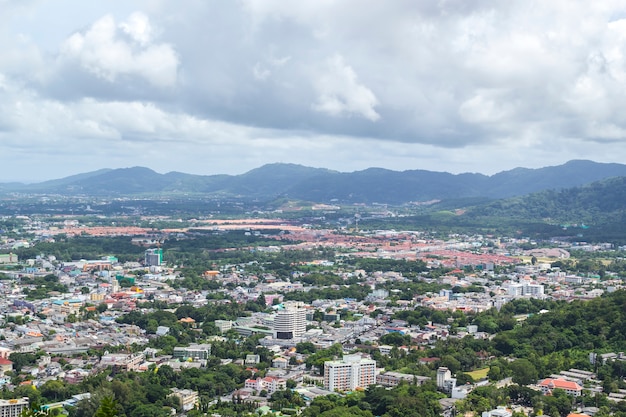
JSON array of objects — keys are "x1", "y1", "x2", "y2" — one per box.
[{"x1": 2, "y1": 160, "x2": 626, "y2": 204}]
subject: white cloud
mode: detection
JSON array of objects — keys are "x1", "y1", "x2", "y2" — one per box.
[
  {"x1": 312, "y1": 54, "x2": 380, "y2": 121},
  {"x1": 4, "y1": 1, "x2": 626, "y2": 180},
  {"x1": 119, "y1": 12, "x2": 153, "y2": 46},
  {"x1": 60, "y1": 13, "x2": 178, "y2": 87}
]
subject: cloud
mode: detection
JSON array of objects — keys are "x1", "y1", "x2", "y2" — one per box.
[
  {"x1": 59, "y1": 13, "x2": 178, "y2": 88},
  {"x1": 312, "y1": 54, "x2": 380, "y2": 121},
  {"x1": 4, "y1": 1, "x2": 626, "y2": 180}
]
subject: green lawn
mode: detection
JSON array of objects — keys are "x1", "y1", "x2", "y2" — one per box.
[{"x1": 467, "y1": 367, "x2": 489, "y2": 380}]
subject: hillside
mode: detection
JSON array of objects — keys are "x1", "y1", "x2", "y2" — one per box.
[{"x1": 1, "y1": 160, "x2": 626, "y2": 203}]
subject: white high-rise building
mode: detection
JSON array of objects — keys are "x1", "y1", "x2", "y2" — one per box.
[
  {"x1": 273, "y1": 306, "x2": 307, "y2": 340},
  {"x1": 437, "y1": 367, "x2": 451, "y2": 389},
  {"x1": 324, "y1": 354, "x2": 376, "y2": 392}
]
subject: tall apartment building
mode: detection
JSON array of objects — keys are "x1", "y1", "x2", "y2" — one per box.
[
  {"x1": 273, "y1": 306, "x2": 307, "y2": 339},
  {"x1": 144, "y1": 248, "x2": 163, "y2": 266},
  {"x1": 437, "y1": 367, "x2": 457, "y2": 393},
  {"x1": 324, "y1": 354, "x2": 376, "y2": 392},
  {"x1": 0, "y1": 398, "x2": 29, "y2": 417}
]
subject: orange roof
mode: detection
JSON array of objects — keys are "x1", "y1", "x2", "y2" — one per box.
[{"x1": 539, "y1": 378, "x2": 582, "y2": 390}]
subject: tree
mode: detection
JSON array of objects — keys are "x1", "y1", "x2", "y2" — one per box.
[
  {"x1": 510, "y1": 359, "x2": 538, "y2": 386},
  {"x1": 94, "y1": 397, "x2": 119, "y2": 417}
]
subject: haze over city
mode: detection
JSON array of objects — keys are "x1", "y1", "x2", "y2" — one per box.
[{"x1": 2, "y1": 1, "x2": 626, "y2": 182}]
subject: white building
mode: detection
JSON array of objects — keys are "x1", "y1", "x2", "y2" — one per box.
[
  {"x1": 244, "y1": 376, "x2": 286, "y2": 395},
  {"x1": 437, "y1": 367, "x2": 451, "y2": 389},
  {"x1": 324, "y1": 354, "x2": 376, "y2": 392},
  {"x1": 437, "y1": 367, "x2": 457, "y2": 394},
  {"x1": 483, "y1": 406, "x2": 512, "y2": 417},
  {"x1": 214, "y1": 320, "x2": 233, "y2": 333},
  {"x1": 507, "y1": 283, "x2": 544, "y2": 297},
  {"x1": 0, "y1": 398, "x2": 29, "y2": 417},
  {"x1": 273, "y1": 306, "x2": 307, "y2": 340},
  {"x1": 173, "y1": 344, "x2": 211, "y2": 361}
]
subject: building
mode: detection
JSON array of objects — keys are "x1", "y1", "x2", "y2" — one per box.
[
  {"x1": 273, "y1": 306, "x2": 307, "y2": 340},
  {"x1": 0, "y1": 398, "x2": 29, "y2": 417},
  {"x1": 437, "y1": 367, "x2": 456, "y2": 394},
  {"x1": 324, "y1": 354, "x2": 376, "y2": 392},
  {"x1": 170, "y1": 388, "x2": 199, "y2": 411},
  {"x1": 214, "y1": 320, "x2": 233, "y2": 333},
  {"x1": 483, "y1": 406, "x2": 512, "y2": 417},
  {"x1": 244, "y1": 376, "x2": 287, "y2": 395},
  {"x1": 507, "y1": 283, "x2": 545, "y2": 297},
  {"x1": 99, "y1": 353, "x2": 144, "y2": 371},
  {"x1": 538, "y1": 378, "x2": 583, "y2": 396},
  {"x1": 0, "y1": 358, "x2": 12, "y2": 375},
  {"x1": 437, "y1": 367, "x2": 451, "y2": 389},
  {"x1": 144, "y1": 248, "x2": 163, "y2": 266},
  {"x1": 376, "y1": 371, "x2": 430, "y2": 387},
  {"x1": 272, "y1": 357, "x2": 289, "y2": 369},
  {"x1": 173, "y1": 344, "x2": 211, "y2": 361}
]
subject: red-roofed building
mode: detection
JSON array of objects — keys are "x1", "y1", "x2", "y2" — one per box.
[
  {"x1": 0, "y1": 358, "x2": 12, "y2": 375},
  {"x1": 538, "y1": 378, "x2": 582, "y2": 396}
]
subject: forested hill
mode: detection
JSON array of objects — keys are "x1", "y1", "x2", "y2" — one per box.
[
  {"x1": 1, "y1": 160, "x2": 626, "y2": 203},
  {"x1": 478, "y1": 290, "x2": 626, "y2": 377},
  {"x1": 459, "y1": 176, "x2": 626, "y2": 241}
]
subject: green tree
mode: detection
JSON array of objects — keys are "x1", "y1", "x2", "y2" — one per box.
[
  {"x1": 510, "y1": 359, "x2": 538, "y2": 386},
  {"x1": 94, "y1": 397, "x2": 119, "y2": 417}
]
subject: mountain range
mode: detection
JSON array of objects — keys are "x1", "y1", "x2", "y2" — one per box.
[{"x1": 2, "y1": 160, "x2": 626, "y2": 204}]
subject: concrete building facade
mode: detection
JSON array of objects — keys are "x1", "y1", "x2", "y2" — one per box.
[{"x1": 324, "y1": 354, "x2": 376, "y2": 392}]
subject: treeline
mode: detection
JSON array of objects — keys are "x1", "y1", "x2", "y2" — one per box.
[
  {"x1": 300, "y1": 383, "x2": 444, "y2": 417},
  {"x1": 15, "y1": 236, "x2": 145, "y2": 263}
]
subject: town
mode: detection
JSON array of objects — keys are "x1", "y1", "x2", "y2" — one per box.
[{"x1": 0, "y1": 210, "x2": 624, "y2": 417}]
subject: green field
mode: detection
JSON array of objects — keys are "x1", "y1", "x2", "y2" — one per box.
[{"x1": 467, "y1": 367, "x2": 489, "y2": 380}]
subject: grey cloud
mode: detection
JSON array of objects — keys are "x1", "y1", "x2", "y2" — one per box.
[{"x1": 3, "y1": 0, "x2": 626, "y2": 180}]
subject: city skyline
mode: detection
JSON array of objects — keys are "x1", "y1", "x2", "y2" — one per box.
[{"x1": 2, "y1": 1, "x2": 626, "y2": 181}]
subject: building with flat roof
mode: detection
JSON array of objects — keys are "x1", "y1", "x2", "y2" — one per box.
[
  {"x1": 376, "y1": 371, "x2": 430, "y2": 387},
  {"x1": 273, "y1": 306, "x2": 307, "y2": 340},
  {"x1": 173, "y1": 344, "x2": 211, "y2": 361},
  {"x1": 170, "y1": 388, "x2": 198, "y2": 411},
  {"x1": 144, "y1": 248, "x2": 163, "y2": 266},
  {"x1": 0, "y1": 398, "x2": 29, "y2": 417},
  {"x1": 324, "y1": 354, "x2": 376, "y2": 392}
]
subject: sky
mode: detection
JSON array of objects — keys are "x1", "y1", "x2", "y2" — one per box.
[{"x1": 2, "y1": 0, "x2": 626, "y2": 182}]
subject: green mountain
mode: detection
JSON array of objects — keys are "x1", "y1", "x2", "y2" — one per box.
[{"x1": 2, "y1": 160, "x2": 626, "y2": 203}]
